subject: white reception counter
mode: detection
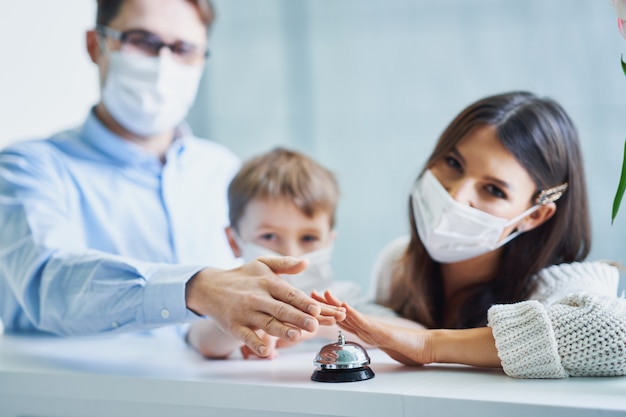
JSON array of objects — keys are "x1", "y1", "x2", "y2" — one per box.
[{"x1": 1, "y1": 328, "x2": 625, "y2": 417}]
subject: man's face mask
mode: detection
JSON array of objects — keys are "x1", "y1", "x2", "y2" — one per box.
[{"x1": 101, "y1": 51, "x2": 203, "y2": 136}]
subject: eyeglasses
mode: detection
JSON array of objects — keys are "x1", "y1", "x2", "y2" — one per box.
[{"x1": 96, "y1": 26, "x2": 209, "y2": 65}]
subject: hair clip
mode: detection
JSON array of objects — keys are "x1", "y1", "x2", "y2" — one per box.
[{"x1": 535, "y1": 183, "x2": 568, "y2": 205}]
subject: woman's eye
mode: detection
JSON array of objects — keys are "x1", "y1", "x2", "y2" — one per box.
[
  {"x1": 444, "y1": 156, "x2": 462, "y2": 172},
  {"x1": 485, "y1": 184, "x2": 506, "y2": 199},
  {"x1": 259, "y1": 233, "x2": 277, "y2": 241}
]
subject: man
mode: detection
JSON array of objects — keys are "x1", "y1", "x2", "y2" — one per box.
[{"x1": 0, "y1": 0, "x2": 343, "y2": 358}]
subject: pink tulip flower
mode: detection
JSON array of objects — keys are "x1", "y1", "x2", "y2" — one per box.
[{"x1": 612, "y1": 0, "x2": 626, "y2": 39}]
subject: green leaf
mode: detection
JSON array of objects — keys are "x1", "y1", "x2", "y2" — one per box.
[
  {"x1": 612, "y1": 140, "x2": 626, "y2": 224},
  {"x1": 622, "y1": 55, "x2": 626, "y2": 77}
]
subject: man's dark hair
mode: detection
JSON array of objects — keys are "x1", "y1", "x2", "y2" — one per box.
[{"x1": 96, "y1": 0, "x2": 215, "y2": 29}]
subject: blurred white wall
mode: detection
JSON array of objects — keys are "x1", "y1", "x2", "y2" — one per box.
[
  {"x1": 1, "y1": 1, "x2": 625, "y2": 299},
  {"x1": 0, "y1": 2, "x2": 98, "y2": 146}
]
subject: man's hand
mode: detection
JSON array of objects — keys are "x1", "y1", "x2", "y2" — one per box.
[
  {"x1": 185, "y1": 256, "x2": 345, "y2": 357},
  {"x1": 240, "y1": 331, "x2": 280, "y2": 359}
]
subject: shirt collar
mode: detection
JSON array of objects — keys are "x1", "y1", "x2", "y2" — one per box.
[{"x1": 79, "y1": 109, "x2": 190, "y2": 172}]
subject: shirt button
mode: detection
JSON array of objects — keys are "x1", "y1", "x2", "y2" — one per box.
[{"x1": 161, "y1": 309, "x2": 170, "y2": 319}]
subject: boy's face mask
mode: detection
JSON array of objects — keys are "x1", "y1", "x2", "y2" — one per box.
[
  {"x1": 235, "y1": 237, "x2": 334, "y2": 295},
  {"x1": 411, "y1": 170, "x2": 539, "y2": 263}
]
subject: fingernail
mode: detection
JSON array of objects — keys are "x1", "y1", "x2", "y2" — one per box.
[
  {"x1": 258, "y1": 345, "x2": 266, "y2": 356},
  {"x1": 287, "y1": 328, "x2": 299, "y2": 340},
  {"x1": 308, "y1": 304, "x2": 321, "y2": 315},
  {"x1": 304, "y1": 318, "x2": 317, "y2": 330}
]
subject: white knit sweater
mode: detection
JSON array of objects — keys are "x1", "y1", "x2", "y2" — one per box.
[{"x1": 370, "y1": 236, "x2": 626, "y2": 379}]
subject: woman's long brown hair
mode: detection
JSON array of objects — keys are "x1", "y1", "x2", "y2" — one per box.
[{"x1": 385, "y1": 92, "x2": 591, "y2": 329}]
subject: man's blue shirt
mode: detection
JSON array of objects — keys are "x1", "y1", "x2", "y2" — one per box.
[{"x1": 0, "y1": 111, "x2": 240, "y2": 335}]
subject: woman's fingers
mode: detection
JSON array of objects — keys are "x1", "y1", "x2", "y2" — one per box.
[
  {"x1": 323, "y1": 290, "x2": 344, "y2": 306},
  {"x1": 310, "y1": 290, "x2": 328, "y2": 304}
]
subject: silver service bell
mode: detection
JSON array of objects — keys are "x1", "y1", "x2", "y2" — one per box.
[{"x1": 311, "y1": 330, "x2": 375, "y2": 382}]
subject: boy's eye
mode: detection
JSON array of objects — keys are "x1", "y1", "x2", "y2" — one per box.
[
  {"x1": 259, "y1": 233, "x2": 277, "y2": 241},
  {"x1": 301, "y1": 235, "x2": 320, "y2": 243},
  {"x1": 444, "y1": 156, "x2": 462, "y2": 172},
  {"x1": 485, "y1": 184, "x2": 506, "y2": 199}
]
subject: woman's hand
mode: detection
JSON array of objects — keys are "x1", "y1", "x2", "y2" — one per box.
[
  {"x1": 311, "y1": 290, "x2": 435, "y2": 366},
  {"x1": 313, "y1": 290, "x2": 502, "y2": 368}
]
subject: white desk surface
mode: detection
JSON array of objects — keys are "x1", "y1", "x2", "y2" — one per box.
[{"x1": 1, "y1": 329, "x2": 626, "y2": 417}]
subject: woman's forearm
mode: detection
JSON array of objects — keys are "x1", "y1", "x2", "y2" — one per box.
[{"x1": 430, "y1": 327, "x2": 501, "y2": 368}]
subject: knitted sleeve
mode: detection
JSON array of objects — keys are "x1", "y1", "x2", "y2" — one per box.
[
  {"x1": 529, "y1": 262, "x2": 620, "y2": 303},
  {"x1": 488, "y1": 262, "x2": 626, "y2": 378}
]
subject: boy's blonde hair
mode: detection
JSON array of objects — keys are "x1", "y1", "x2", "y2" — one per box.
[{"x1": 228, "y1": 147, "x2": 340, "y2": 232}]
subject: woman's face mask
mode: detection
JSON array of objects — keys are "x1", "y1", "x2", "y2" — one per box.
[
  {"x1": 411, "y1": 170, "x2": 539, "y2": 263},
  {"x1": 235, "y1": 237, "x2": 334, "y2": 295},
  {"x1": 101, "y1": 51, "x2": 203, "y2": 136}
]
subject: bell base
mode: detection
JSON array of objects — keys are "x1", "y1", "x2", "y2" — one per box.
[{"x1": 311, "y1": 366, "x2": 375, "y2": 383}]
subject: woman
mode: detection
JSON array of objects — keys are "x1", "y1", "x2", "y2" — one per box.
[{"x1": 315, "y1": 91, "x2": 626, "y2": 378}]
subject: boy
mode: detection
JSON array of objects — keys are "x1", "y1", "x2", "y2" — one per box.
[{"x1": 186, "y1": 147, "x2": 352, "y2": 358}]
